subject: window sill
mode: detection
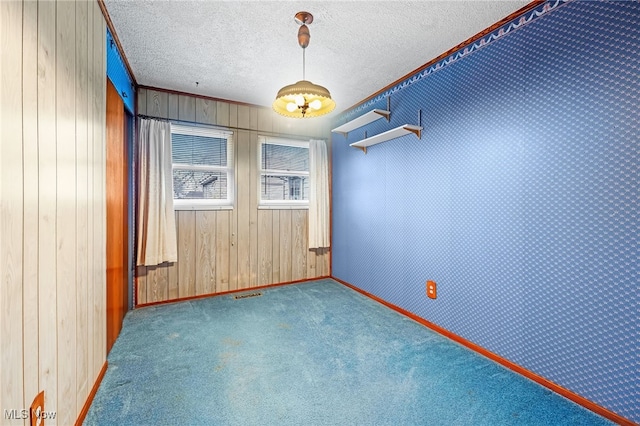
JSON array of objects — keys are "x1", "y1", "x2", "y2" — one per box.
[
  {"x1": 258, "y1": 204, "x2": 309, "y2": 210},
  {"x1": 174, "y1": 204, "x2": 234, "y2": 211}
]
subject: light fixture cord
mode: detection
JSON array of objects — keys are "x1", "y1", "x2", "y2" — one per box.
[{"x1": 302, "y1": 48, "x2": 306, "y2": 80}]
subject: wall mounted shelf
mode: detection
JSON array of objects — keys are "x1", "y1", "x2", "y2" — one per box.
[
  {"x1": 350, "y1": 124, "x2": 422, "y2": 154},
  {"x1": 331, "y1": 109, "x2": 391, "y2": 137}
]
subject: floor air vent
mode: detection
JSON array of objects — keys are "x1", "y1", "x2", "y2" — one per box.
[{"x1": 234, "y1": 292, "x2": 263, "y2": 300}]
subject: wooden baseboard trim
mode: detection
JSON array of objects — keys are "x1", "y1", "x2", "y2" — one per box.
[
  {"x1": 136, "y1": 276, "x2": 332, "y2": 308},
  {"x1": 75, "y1": 361, "x2": 108, "y2": 426},
  {"x1": 331, "y1": 276, "x2": 634, "y2": 426}
]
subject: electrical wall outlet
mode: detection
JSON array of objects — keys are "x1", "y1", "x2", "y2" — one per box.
[{"x1": 426, "y1": 280, "x2": 437, "y2": 299}]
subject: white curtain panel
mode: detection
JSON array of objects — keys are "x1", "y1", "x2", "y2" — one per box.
[
  {"x1": 309, "y1": 139, "x2": 330, "y2": 249},
  {"x1": 137, "y1": 118, "x2": 178, "y2": 266}
]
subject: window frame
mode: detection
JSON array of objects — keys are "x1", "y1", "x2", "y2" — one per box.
[
  {"x1": 258, "y1": 136, "x2": 310, "y2": 209},
  {"x1": 171, "y1": 123, "x2": 234, "y2": 210}
]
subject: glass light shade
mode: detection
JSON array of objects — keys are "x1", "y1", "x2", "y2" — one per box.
[{"x1": 273, "y1": 80, "x2": 336, "y2": 118}]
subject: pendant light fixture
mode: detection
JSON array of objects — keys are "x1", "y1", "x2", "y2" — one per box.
[{"x1": 273, "y1": 12, "x2": 336, "y2": 118}]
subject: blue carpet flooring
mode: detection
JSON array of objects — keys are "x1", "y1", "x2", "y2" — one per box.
[{"x1": 85, "y1": 279, "x2": 612, "y2": 425}]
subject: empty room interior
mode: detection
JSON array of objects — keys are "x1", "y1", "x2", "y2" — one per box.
[{"x1": 1, "y1": 0, "x2": 638, "y2": 425}]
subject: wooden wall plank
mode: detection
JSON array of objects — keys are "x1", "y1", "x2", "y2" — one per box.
[
  {"x1": 96, "y1": 9, "x2": 108, "y2": 378},
  {"x1": 271, "y1": 111, "x2": 281, "y2": 134},
  {"x1": 178, "y1": 211, "x2": 197, "y2": 297},
  {"x1": 249, "y1": 107, "x2": 258, "y2": 130},
  {"x1": 288, "y1": 114, "x2": 306, "y2": 137},
  {"x1": 306, "y1": 211, "x2": 317, "y2": 278},
  {"x1": 291, "y1": 210, "x2": 307, "y2": 281},
  {"x1": 229, "y1": 103, "x2": 238, "y2": 128},
  {"x1": 315, "y1": 249, "x2": 323, "y2": 277},
  {"x1": 216, "y1": 210, "x2": 231, "y2": 292},
  {"x1": 196, "y1": 98, "x2": 216, "y2": 125},
  {"x1": 236, "y1": 130, "x2": 251, "y2": 289},
  {"x1": 159, "y1": 268, "x2": 169, "y2": 302},
  {"x1": 257, "y1": 210, "x2": 273, "y2": 285},
  {"x1": 22, "y1": 0, "x2": 40, "y2": 413},
  {"x1": 147, "y1": 89, "x2": 168, "y2": 118},
  {"x1": 301, "y1": 210, "x2": 309, "y2": 279},
  {"x1": 37, "y1": 0, "x2": 59, "y2": 415},
  {"x1": 56, "y1": 2, "x2": 78, "y2": 421},
  {"x1": 1, "y1": 0, "x2": 25, "y2": 419},
  {"x1": 147, "y1": 265, "x2": 168, "y2": 303},
  {"x1": 307, "y1": 251, "x2": 317, "y2": 278},
  {"x1": 137, "y1": 87, "x2": 147, "y2": 115},
  {"x1": 167, "y1": 211, "x2": 179, "y2": 299},
  {"x1": 237, "y1": 105, "x2": 250, "y2": 129},
  {"x1": 86, "y1": 0, "x2": 95, "y2": 385},
  {"x1": 168, "y1": 93, "x2": 179, "y2": 120},
  {"x1": 136, "y1": 266, "x2": 148, "y2": 305},
  {"x1": 178, "y1": 94, "x2": 196, "y2": 122},
  {"x1": 258, "y1": 107, "x2": 272, "y2": 133},
  {"x1": 217, "y1": 101, "x2": 230, "y2": 127},
  {"x1": 249, "y1": 132, "x2": 259, "y2": 287},
  {"x1": 75, "y1": 0, "x2": 90, "y2": 411},
  {"x1": 147, "y1": 266, "x2": 159, "y2": 303},
  {"x1": 324, "y1": 248, "x2": 331, "y2": 277},
  {"x1": 158, "y1": 266, "x2": 169, "y2": 302},
  {"x1": 196, "y1": 211, "x2": 217, "y2": 295},
  {"x1": 279, "y1": 210, "x2": 292, "y2": 282},
  {"x1": 229, "y1": 129, "x2": 239, "y2": 291},
  {"x1": 274, "y1": 112, "x2": 292, "y2": 135},
  {"x1": 272, "y1": 210, "x2": 280, "y2": 283},
  {"x1": 167, "y1": 262, "x2": 179, "y2": 300}
]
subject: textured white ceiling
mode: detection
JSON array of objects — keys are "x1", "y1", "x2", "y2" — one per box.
[{"x1": 103, "y1": 1, "x2": 530, "y2": 115}]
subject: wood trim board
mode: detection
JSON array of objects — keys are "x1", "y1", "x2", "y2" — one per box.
[
  {"x1": 331, "y1": 276, "x2": 635, "y2": 426},
  {"x1": 74, "y1": 361, "x2": 108, "y2": 426},
  {"x1": 136, "y1": 276, "x2": 330, "y2": 309}
]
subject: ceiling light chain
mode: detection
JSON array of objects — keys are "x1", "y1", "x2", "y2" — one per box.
[{"x1": 273, "y1": 11, "x2": 335, "y2": 119}]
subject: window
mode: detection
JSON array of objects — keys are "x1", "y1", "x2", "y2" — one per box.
[
  {"x1": 259, "y1": 136, "x2": 309, "y2": 207},
  {"x1": 171, "y1": 124, "x2": 234, "y2": 209}
]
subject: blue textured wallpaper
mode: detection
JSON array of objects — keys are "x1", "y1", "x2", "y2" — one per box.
[{"x1": 331, "y1": 0, "x2": 638, "y2": 422}]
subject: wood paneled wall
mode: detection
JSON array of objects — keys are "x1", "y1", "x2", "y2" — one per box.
[
  {"x1": 1, "y1": 1, "x2": 107, "y2": 424},
  {"x1": 136, "y1": 88, "x2": 331, "y2": 304}
]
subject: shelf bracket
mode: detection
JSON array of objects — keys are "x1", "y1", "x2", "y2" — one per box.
[
  {"x1": 376, "y1": 109, "x2": 391, "y2": 122},
  {"x1": 354, "y1": 145, "x2": 367, "y2": 154},
  {"x1": 405, "y1": 125, "x2": 421, "y2": 140},
  {"x1": 386, "y1": 96, "x2": 391, "y2": 121}
]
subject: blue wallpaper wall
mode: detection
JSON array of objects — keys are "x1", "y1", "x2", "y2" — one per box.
[{"x1": 331, "y1": 0, "x2": 638, "y2": 422}]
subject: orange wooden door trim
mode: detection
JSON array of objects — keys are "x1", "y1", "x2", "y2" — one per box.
[{"x1": 106, "y1": 80, "x2": 128, "y2": 353}]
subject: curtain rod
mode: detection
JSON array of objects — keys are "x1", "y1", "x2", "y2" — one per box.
[{"x1": 136, "y1": 114, "x2": 326, "y2": 141}]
